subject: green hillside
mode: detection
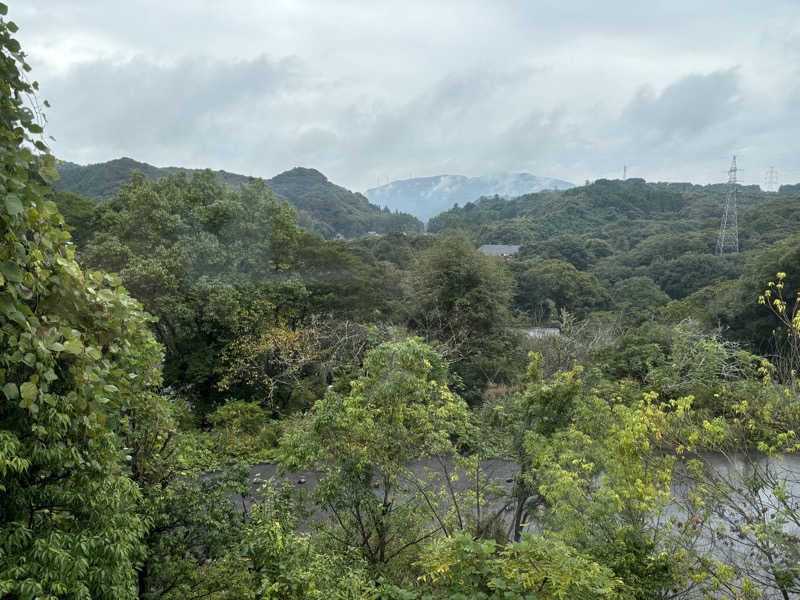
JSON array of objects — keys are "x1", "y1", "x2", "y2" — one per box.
[
  {"x1": 267, "y1": 167, "x2": 422, "y2": 238},
  {"x1": 428, "y1": 178, "x2": 800, "y2": 335},
  {"x1": 55, "y1": 157, "x2": 422, "y2": 238},
  {"x1": 56, "y1": 157, "x2": 170, "y2": 198}
]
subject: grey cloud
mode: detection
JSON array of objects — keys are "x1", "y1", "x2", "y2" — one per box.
[
  {"x1": 623, "y1": 69, "x2": 741, "y2": 142},
  {"x1": 44, "y1": 54, "x2": 301, "y2": 164},
  {"x1": 13, "y1": 0, "x2": 800, "y2": 189}
]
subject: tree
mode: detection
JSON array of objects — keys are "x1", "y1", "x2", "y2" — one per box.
[
  {"x1": 610, "y1": 275, "x2": 670, "y2": 324},
  {"x1": 81, "y1": 171, "x2": 308, "y2": 412},
  {"x1": 279, "y1": 338, "x2": 471, "y2": 569},
  {"x1": 759, "y1": 271, "x2": 800, "y2": 388},
  {"x1": 533, "y1": 392, "x2": 706, "y2": 600},
  {"x1": 406, "y1": 232, "x2": 521, "y2": 402},
  {"x1": 513, "y1": 258, "x2": 611, "y2": 320},
  {"x1": 0, "y1": 7, "x2": 160, "y2": 595},
  {"x1": 49, "y1": 189, "x2": 96, "y2": 247},
  {"x1": 243, "y1": 483, "x2": 372, "y2": 599},
  {"x1": 666, "y1": 375, "x2": 800, "y2": 600},
  {"x1": 481, "y1": 353, "x2": 585, "y2": 542},
  {"x1": 217, "y1": 299, "x2": 318, "y2": 409}
]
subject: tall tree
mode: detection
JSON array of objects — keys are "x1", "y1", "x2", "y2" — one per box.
[
  {"x1": 0, "y1": 6, "x2": 162, "y2": 596},
  {"x1": 407, "y1": 232, "x2": 521, "y2": 402},
  {"x1": 280, "y1": 338, "x2": 471, "y2": 568}
]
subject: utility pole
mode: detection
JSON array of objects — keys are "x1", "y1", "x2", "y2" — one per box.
[
  {"x1": 715, "y1": 155, "x2": 739, "y2": 255},
  {"x1": 764, "y1": 166, "x2": 779, "y2": 192},
  {"x1": 623, "y1": 165, "x2": 627, "y2": 180}
]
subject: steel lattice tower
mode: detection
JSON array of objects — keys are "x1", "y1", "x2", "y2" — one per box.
[
  {"x1": 715, "y1": 156, "x2": 739, "y2": 255},
  {"x1": 764, "y1": 166, "x2": 779, "y2": 192}
]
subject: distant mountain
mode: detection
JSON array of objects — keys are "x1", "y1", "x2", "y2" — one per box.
[
  {"x1": 55, "y1": 158, "x2": 422, "y2": 239},
  {"x1": 365, "y1": 173, "x2": 574, "y2": 221},
  {"x1": 266, "y1": 167, "x2": 422, "y2": 239},
  {"x1": 55, "y1": 157, "x2": 252, "y2": 199},
  {"x1": 55, "y1": 157, "x2": 174, "y2": 198}
]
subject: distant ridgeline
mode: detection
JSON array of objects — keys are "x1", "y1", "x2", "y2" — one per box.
[
  {"x1": 428, "y1": 177, "x2": 800, "y2": 247},
  {"x1": 55, "y1": 158, "x2": 423, "y2": 239},
  {"x1": 365, "y1": 173, "x2": 575, "y2": 222}
]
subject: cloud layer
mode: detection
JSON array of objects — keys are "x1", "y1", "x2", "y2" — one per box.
[{"x1": 12, "y1": 1, "x2": 800, "y2": 190}]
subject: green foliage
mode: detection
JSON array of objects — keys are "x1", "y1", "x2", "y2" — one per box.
[
  {"x1": 48, "y1": 189, "x2": 96, "y2": 247},
  {"x1": 758, "y1": 271, "x2": 800, "y2": 388},
  {"x1": 56, "y1": 159, "x2": 423, "y2": 239},
  {"x1": 10, "y1": 5, "x2": 800, "y2": 599},
  {"x1": 711, "y1": 236, "x2": 800, "y2": 359},
  {"x1": 137, "y1": 469, "x2": 251, "y2": 600},
  {"x1": 610, "y1": 276, "x2": 670, "y2": 324},
  {"x1": 175, "y1": 401, "x2": 280, "y2": 471},
  {"x1": 280, "y1": 338, "x2": 471, "y2": 567},
  {"x1": 244, "y1": 483, "x2": 372, "y2": 599},
  {"x1": 218, "y1": 304, "x2": 318, "y2": 408},
  {"x1": 481, "y1": 353, "x2": 586, "y2": 541},
  {"x1": 0, "y1": 9, "x2": 162, "y2": 596},
  {"x1": 407, "y1": 232, "x2": 522, "y2": 402},
  {"x1": 55, "y1": 157, "x2": 178, "y2": 199},
  {"x1": 77, "y1": 167, "x2": 409, "y2": 412},
  {"x1": 650, "y1": 252, "x2": 742, "y2": 299},
  {"x1": 404, "y1": 532, "x2": 623, "y2": 600},
  {"x1": 534, "y1": 392, "x2": 701, "y2": 599},
  {"x1": 513, "y1": 258, "x2": 611, "y2": 320}
]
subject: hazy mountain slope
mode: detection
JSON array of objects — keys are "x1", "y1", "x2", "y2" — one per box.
[
  {"x1": 55, "y1": 157, "x2": 168, "y2": 198},
  {"x1": 266, "y1": 167, "x2": 422, "y2": 238},
  {"x1": 365, "y1": 172, "x2": 574, "y2": 221},
  {"x1": 55, "y1": 158, "x2": 422, "y2": 239}
]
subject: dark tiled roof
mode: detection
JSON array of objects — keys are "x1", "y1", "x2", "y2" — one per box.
[{"x1": 477, "y1": 244, "x2": 521, "y2": 256}]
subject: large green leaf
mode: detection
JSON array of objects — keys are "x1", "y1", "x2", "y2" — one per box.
[
  {"x1": 2, "y1": 382, "x2": 18, "y2": 400},
  {"x1": 1, "y1": 260, "x2": 22, "y2": 283},
  {"x1": 4, "y1": 194, "x2": 23, "y2": 215}
]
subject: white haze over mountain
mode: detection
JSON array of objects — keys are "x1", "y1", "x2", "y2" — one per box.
[
  {"x1": 11, "y1": 1, "x2": 800, "y2": 191},
  {"x1": 367, "y1": 173, "x2": 574, "y2": 222}
]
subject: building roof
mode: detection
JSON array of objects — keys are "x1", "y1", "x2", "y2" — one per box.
[{"x1": 477, "y1": 244, "x2": 521, "y2": 256}]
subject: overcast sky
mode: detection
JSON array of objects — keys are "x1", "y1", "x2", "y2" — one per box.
[{"x1": 11, "y1": 1, "x2": 800, "y2": 191}]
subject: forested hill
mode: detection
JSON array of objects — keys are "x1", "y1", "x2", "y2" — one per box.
[
  {"x1": 55, "y1": 157, "x2": 422, "y2": 238},
  {"x1": 428, "y1": 177, "x2": 792, "y2": 247},
  {"x1": 366, "y1": 172, "x2": 574, "y2": 221},
  {"x1": 266, "y1": 167, "x2": 423, "y2": 238},
  {"x1": 424, "y1": 177, "x2": 800, "y2": 345},
  {"x1": 56, "y1": 157, "x2": 181, "y2": 197}
]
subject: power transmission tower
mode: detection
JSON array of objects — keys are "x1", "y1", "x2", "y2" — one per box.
[
  {"x1": 715, "y1": 155, "x2": 739, "y2": 255},
  {"x1": 764, "y1": 166, "x2": 779, "y2": 192}
]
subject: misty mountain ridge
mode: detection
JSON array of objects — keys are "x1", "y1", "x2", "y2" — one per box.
[
  {"x1": 365, "y1": 172, "x2": 575, "y2": 221},
  {"x1": 54, "y1": 157, "x2": 422, "y2": 239}
]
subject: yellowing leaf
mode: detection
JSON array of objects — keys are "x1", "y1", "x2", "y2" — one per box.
[
  {"x1": 63, "y1": 339, "x2": 83, "y2": 354},
  {"x1": 20, "y1": 381, "x2": 37, "y2": 403}
]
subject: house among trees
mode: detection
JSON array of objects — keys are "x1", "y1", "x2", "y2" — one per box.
[{"x1": 477, "y1": 244, "x2": 520, "y2": 260}]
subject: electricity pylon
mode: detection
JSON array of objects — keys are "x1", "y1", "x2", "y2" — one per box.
[
  {"x1": 715, "y1": 156, "x2": 739, "y2": 255},
  {"x1": 764, "y1": 166, "x2": 779, "y2": 192}
]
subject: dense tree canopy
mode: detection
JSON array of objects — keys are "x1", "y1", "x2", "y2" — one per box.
[
  {"x1": 4, "y1": 4, "x2": 800, "y2": 599},
  {"x1": 406, "y1": 232, "x2": 523, "y2": 401},
  {"x1": 0, "y1": 8, "x2": 161, "y2": 596}
]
